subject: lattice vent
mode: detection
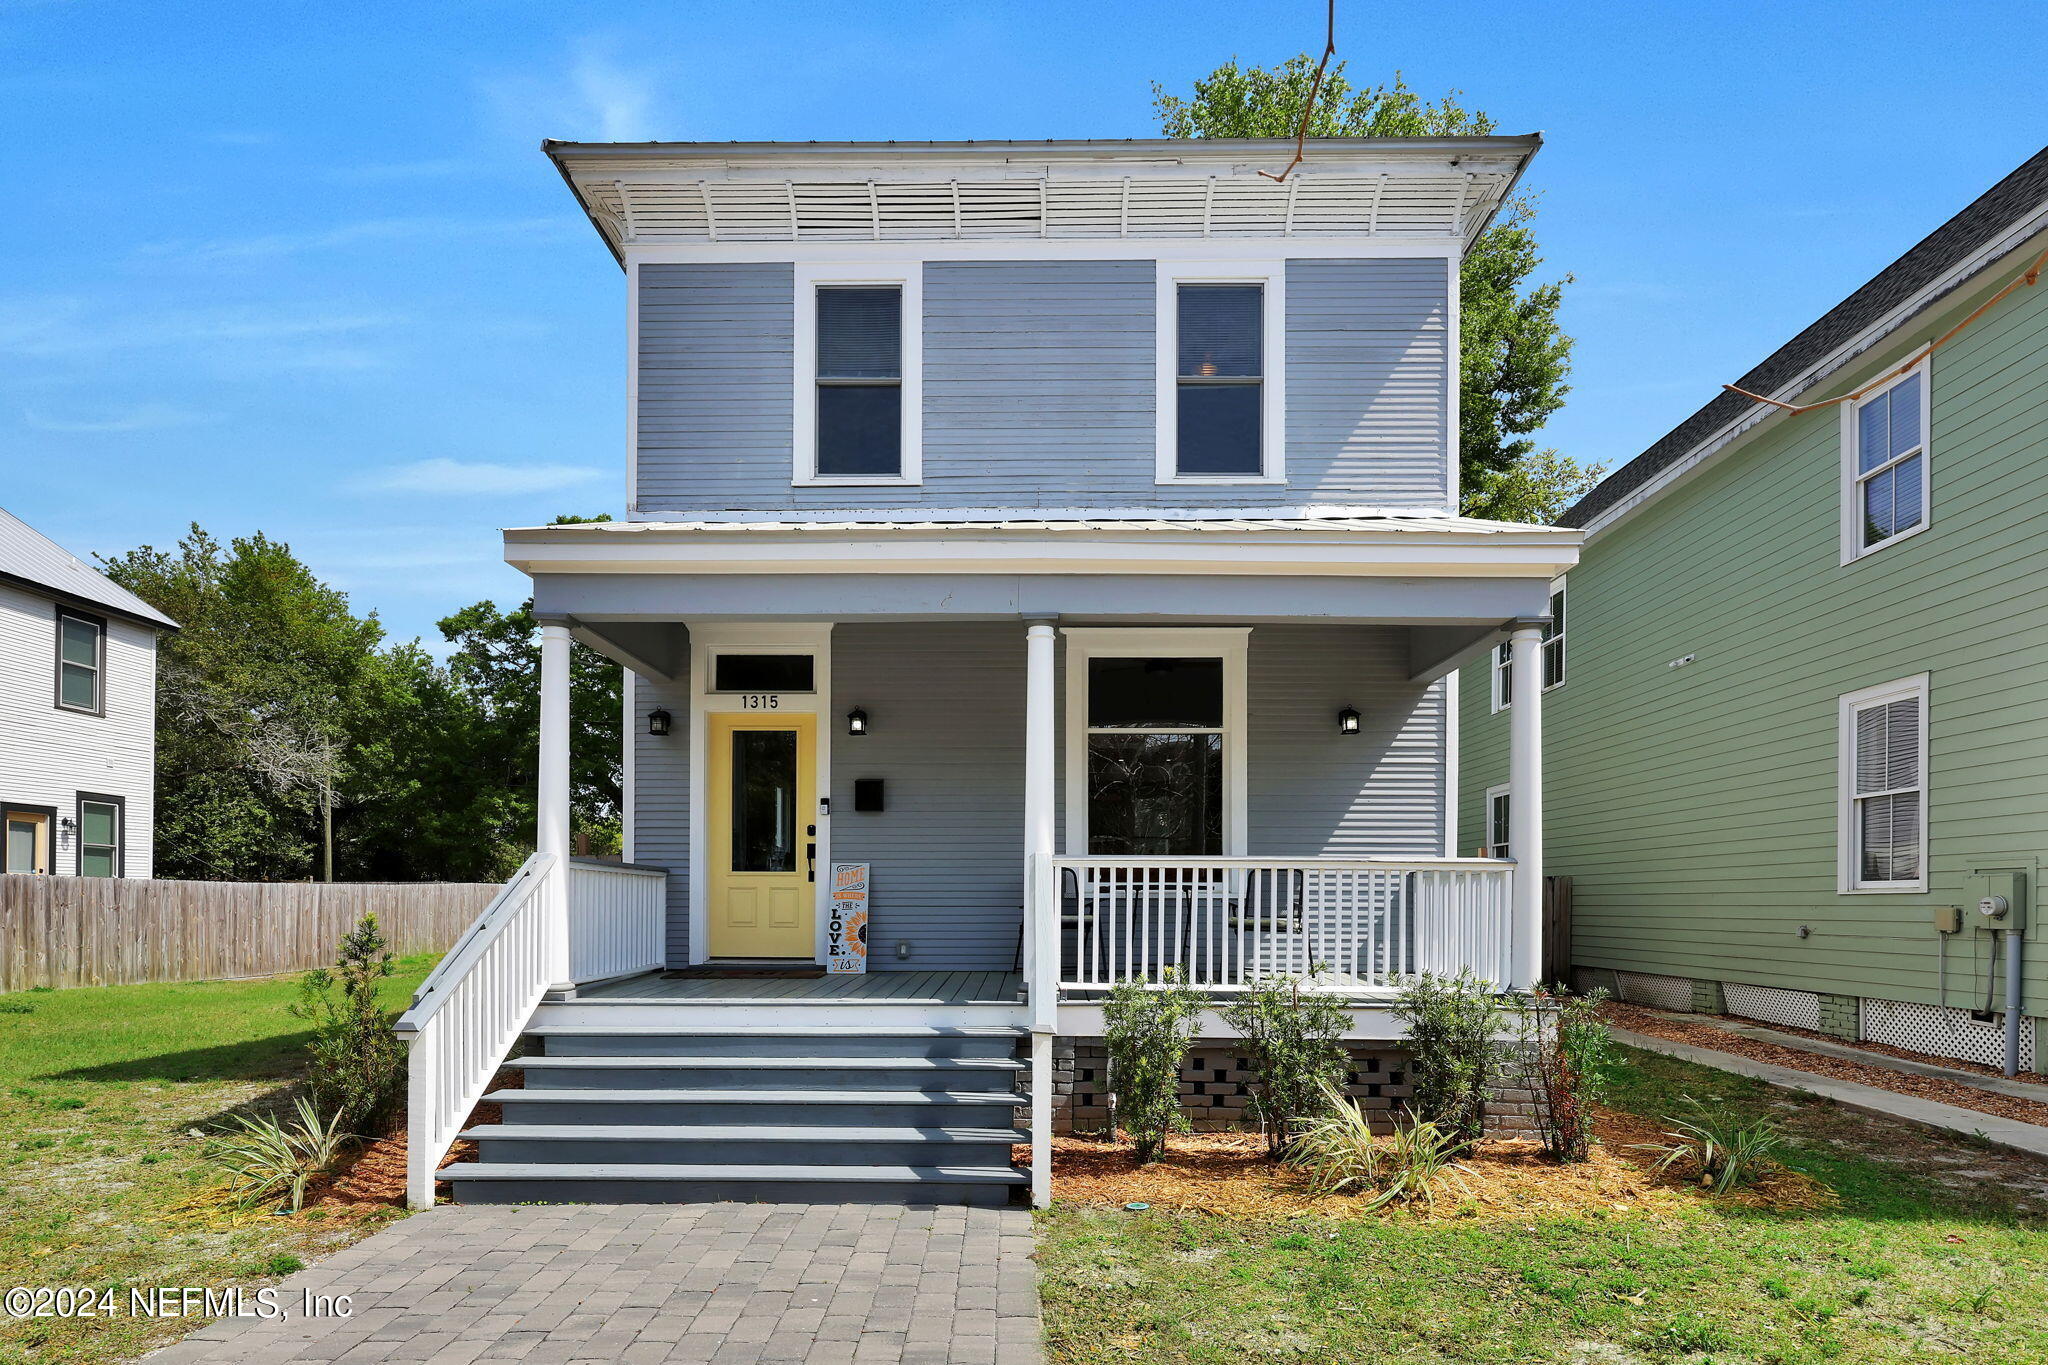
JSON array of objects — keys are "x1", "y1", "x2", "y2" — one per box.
[
  {"x1": 1574, "y1": 967, "x2": 1694, "y2": 1012},
  {"x1": 1722, "y1": 983, "x2": 1823, "y2": 1032},
  {"x1": 1861, "y1": 997, "x2": 2036, "y2": 1071}
]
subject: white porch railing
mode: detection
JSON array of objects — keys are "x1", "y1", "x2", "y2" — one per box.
[
  {"x1": 567, "y1": 858, "x2": 668, "y2": 983},
  {"x1": 1038, "y1": 856, "x2": 1516, "y2": 994},
  {"x1": 395, "y1": 852, "x2": 558, "y2": 1209}
]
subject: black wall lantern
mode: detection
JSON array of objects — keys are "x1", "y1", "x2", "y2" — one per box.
[
  {"x1": 1337, "y1": 706, "x2": 1361, "y2": 735},
  {"x1": 647, "y1": 708, "x2": 672, "y2": 737},
  {"x1": 846, "y1": 707, "x2": 869, "y2": 736}
]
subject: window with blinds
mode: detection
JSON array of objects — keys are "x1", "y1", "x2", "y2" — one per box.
[
  {"x1": 1842, "y1": 678, "x2": 1927, "y2": 890},
  {"x1": 1849, "y1": 367, "x2": 1928, "y2": 555},
  {"x1": 815, "y1": 285, "x2": 902, "y2": 477},
  {"x1": 1176, "y1": 283, "x2": 1263, "y2": 476}
]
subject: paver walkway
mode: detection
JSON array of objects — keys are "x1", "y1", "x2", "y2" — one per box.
[{"x1": 147, "y1": 1203, "x2": 1041, "y2": 1365}]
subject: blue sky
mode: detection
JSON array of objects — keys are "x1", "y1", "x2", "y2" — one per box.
[{"x1": 3, "y1": 1, "x2": 2040, "y2": 648}]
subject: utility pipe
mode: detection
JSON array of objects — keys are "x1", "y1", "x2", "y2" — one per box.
[{"x1": 2005, "y1": 927, "x2": 2024, "y2": 1079}]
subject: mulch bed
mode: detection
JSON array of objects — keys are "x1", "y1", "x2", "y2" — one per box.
[
  {"x1": 299, "y1": 1067, "x2": 523, "y2": 1211},
  {"x1": 1601, "y1": 1001, "x2": 2048, "y2": 1129},
  {"x1": 1033, "y1": 1106, "x2": 1833, "y2": 1221}
]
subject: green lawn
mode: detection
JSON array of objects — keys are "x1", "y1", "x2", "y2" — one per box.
[
  {"x1": 0, "y1": 957, "x2": 436, "y2": 1365},
  {"x1": 1038, "y1": 1048, "x2": 2048, "y2": 1364}
]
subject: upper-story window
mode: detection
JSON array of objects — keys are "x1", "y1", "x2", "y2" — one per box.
[
  {"x1": 794, "y1": 265, "x2": 922, "y2": 487},
  {"x1": 1841, "y1": 361, "x2": 1929, "y2": 562},
  {"x1": 1490, "y1": 579, "x2": 1565, "y2": 712},
  {"x1": 1157, "y1": 264, "x2": 1284, "y2": 485},
  {"x1": 55, "y1": 607, "x2": 104, "y2": 715}
]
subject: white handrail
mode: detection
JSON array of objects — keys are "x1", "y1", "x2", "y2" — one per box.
[
  {"x1": 567, "y1": 858, "x2": 667, "y2": 983},
  {"x1": 395, "y1": 852, "x2": 558, "y2": 1208},
  {"x1": 1047, "y1": 855, "x2": 1515, "y2": 993}
]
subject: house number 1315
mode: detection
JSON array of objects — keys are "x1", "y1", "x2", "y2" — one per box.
[{"x1": 739, "y1": 694, "x2": 781, "y2": 709}]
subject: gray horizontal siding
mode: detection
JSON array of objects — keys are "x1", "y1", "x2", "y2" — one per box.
[
  {"x1": 634, "y1": 257, "x2": 1451, "y2": 513},
  {"x1": 629, "y1": 664, "x2": 693, "y2": 967},
  {"x1": 1249, "y1": 625, "x2": 1447, "y2": 857}
]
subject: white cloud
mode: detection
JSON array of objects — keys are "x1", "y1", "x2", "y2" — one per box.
[
  {"x1": 571, "y1": 48, "x2": 658, "y2": 142},
  {"x1": 0, "y1": 298, "x2": 399, "y2": 361},
  {"x1": 356, "y1": 459, "x2": 605, "y2": 497},
  {"x1": 481, "y1": 37, "x2": 672, "y2": 144},
  {"x1": 23, "y1": 403, "x2": 216, "y2": 433},
  {"x1": 138, "y1": 216, "x2": 564, "y2": 265}
]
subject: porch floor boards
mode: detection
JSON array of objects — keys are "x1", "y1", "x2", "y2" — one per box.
[{"x1": 578, "y1": 969, "x2": 1024, "y2": 1004}]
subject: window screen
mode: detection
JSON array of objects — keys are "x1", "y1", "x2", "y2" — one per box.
[
  {"x1": 1175, "y1": 283, "x2": 1263, "y2": 476},
  {"x1": 713, "y1": 654, "x2": 815, "y2": 693},
  {"x1": 1851, "y1": 692, "x2": 1923, "y2": 884},
  {"x1": 816, "y1": 286, "x2": 903, "y2": 477}
]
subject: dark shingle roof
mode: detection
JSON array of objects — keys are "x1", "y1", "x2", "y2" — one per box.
[{"x1": 1562, "y1": 145, "x2": 2048, "y2": 529}]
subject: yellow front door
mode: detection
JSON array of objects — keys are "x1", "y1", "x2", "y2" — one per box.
[
  {"x1": 4, "y1": 810, "x2": 50, "y2": 874},
  {"x1": 706, "y1": 713, "x2": 817, "y2": 959}
]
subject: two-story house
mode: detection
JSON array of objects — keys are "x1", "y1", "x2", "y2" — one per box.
[
  {"x1": 1, "y1": 506, "x2": 174, "y2": 879},
  {"x1": 1458, "y1": 145, "x2": 2048, "y2": 1078},
  {"x1": 400, "y1": 137, "x2": 1582, "y2": 1208}
]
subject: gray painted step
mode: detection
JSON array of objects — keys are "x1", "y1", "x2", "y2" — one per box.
[
  {"x1": 516, "y1": 1055, "x2": 1026, "y2": 1093},
  {"x1": 486, "y1": 1086, "x2": 1028, "y2": 1128},
  {"x1": 530, "y1": 1025, "x2": 1022, "y2": 1060},
  {"x1": 438, "y1": 1161, "x2": 1026, "y2": 1207},
  {"x1": 460, "y1": 1123, "x2": 1023, "y2": 1167}
]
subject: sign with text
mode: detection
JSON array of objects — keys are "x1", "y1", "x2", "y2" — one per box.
[{"x1": 826, "y1": 863, "x2": 870, "y2": 974}]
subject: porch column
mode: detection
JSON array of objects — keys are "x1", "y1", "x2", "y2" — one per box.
[
  {"x1": 538, "y1": 621, "x2": 574, "y2": 992},
  {"x1": 1023, "y1": 616, "x2": 1057, "y2": 1209},
  {"x1": 1507, "y1": 622, "x2": 1545, "y2": 992}
]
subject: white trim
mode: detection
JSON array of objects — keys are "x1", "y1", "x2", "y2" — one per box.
[
  {"x1": 1579, "y1": 212, "x2": 2048, "y2": 540},
  {"x1": 685, "y1": 623, "x2": 836, "y2": 965},
  {"x1": 621, "y1": 670, "x2": 637, "y2": 863},
  {"x1": 1059, "y1": 627, "x2": 1251, "y2": 858},
  {"x1": 792, "y1": 262, "x2": 923, "y2": 487},
  {"x1": 624, "y1": 238, "x2": 1462, "y2": 266},
  {"x1": 1155, "y1": 261, "x2": 1287, "y2": 485},
  {"x1": 1484, "y1": 782, "x2": 1511, "y2": 860},
  {"x1": 1839, "y1": 356, "x2": 1932, "y2": 565},
  {"x1": 625, "y1": 256, "x2": 641, "y2": 515},
  {"x1": 1837, "y1": 673, "x2": 1930, "y2": 895},
  {"x1": 1441, "y1": 670, "x2": 1460, "y2": 858}
]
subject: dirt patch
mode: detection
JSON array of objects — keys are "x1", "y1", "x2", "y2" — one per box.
[
  {"x1": 1601, "y1": 1001, "x2": 2048, "y2": 1129},
  {"x1": 1033, "y1": 1106, "x2": 1831, "y2": 1221}
]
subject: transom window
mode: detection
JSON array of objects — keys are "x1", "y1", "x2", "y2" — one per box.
[
  {"x1": 1175, "y1": 284, "x2": 1264, "y2": 477},
  {"x1": 1845, "y1": 366, "x2": 1929, "y2": 559},
  {"x1": 712, "y1": 653, "x2": 816, "y2": 694},
  {"x1": 77, "y1": 796, "x2": 121, "y2": 878},
  {"x1": 1085, "y1": 657, "x2": 1225, "y2": 856},
  {"x1": 814, "y1": 285, "x2": 903, "y2": 479},
  {"x1": 1839, "y1": 675, "x2": 1928, "y2": 892},
  {"x1": 56, "y1": 609, "x2": 103, "y2": 714}
]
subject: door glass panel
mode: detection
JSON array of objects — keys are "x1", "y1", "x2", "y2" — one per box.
[
  {"x1": 1086, "y1": 733, "x2": 1223, "y2": 855},
  {"x1": 731, "y1": 731, "x2": 798, "y2": 872},
  {"x1": 5, "y1": 819, "x2": 38, "y2": 874}
]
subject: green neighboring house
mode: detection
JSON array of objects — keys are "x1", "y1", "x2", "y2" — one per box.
[{"x1": 1460, "y1": 144, "x2": 2048, "y2": 1074}]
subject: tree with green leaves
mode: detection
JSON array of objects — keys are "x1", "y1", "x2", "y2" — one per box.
[{"x1": 1154, "y1": 57, "x2": 1601, "y2": 521}]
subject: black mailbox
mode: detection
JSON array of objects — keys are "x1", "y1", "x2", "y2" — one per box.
[{"x1": 853, "y1": 779, "x2": 885, "y2": 812}]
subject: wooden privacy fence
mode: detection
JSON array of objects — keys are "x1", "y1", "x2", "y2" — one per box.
[{"x1": 0, "y1": 875, "x2": 499, "y2": 991}]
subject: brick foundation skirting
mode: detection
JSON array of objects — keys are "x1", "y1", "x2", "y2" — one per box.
[{"x1": 1050, "y1": 1038, "x2": 1537, "y2": 1137}]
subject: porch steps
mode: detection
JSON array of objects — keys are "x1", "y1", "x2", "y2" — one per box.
[{"x1": 438, "y1": 1017, "x2": 1029, "y2": 1206}]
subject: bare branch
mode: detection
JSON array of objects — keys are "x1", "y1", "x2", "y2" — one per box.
[{"x1": 1259, "y1": 0, "x2": 1338, "y2": 184}]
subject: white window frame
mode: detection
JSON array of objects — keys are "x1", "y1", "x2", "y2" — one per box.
[
  {"x1": 1542, "y1": 576, "x2": 1567, "y2": 692},
  {"x1": 1155, "y1": 261, "x2": 1286, "y2": 486},
  {"x1": 1837, "y1": 673, "x2": 1930, "y2": 894},
  {"x1": 1061, "y1": 627, "x2": 1251, "y2": 856},
  {"x1": 1484, "y1": 783, "x2": 1511, "y2": 859},
  {"x1": 1839, "y1": 357, "x2": 1931, "y2": 564},
  {"x1": 793, "y1": 262, "x2": 923, "y2": 487},
  {"x1": 1489, "y1": 640, "x2": 1514, "y2": 713}
]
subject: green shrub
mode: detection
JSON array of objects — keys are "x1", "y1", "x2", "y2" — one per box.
[
  {"x1": 1633, "y1": 1097, "x2": 1787, "y2": 1193},
  {"x1": 1393, "y1": 971, "x2": 1501, "y2": 1151},
  {"x1": 1220, "y1": 974, "x2": 1351, "y2": 1156},
  {"x1": 1511, "y1": 985, "x2": 1615, "y2": 1163},
  {"x1": 1291, "y1": 1078, "x2": 1472, "y2": 1208},
  {"x1": 1102, "y1": 971, "x2": 1204, "y2": 1163},
  {"x1": 208, "y1": 1095, "x2": 352, "y2": 1212},
  {"x1": 291, "y1": 914, "x2": 405, "y2": 1135}
]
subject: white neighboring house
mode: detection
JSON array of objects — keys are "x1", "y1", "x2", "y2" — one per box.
[{"x1": 0, "y1": 507, "x2": 176, "y2": 879}]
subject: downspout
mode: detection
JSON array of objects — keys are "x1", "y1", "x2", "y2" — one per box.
[{"x1": 2005, "y1": 926, "x2": 2025, "y2": 1079}]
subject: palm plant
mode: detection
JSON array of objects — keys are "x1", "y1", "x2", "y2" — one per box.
[
  {"x1": 1290, "y1": 1079, "x2": 1472, "y2": 1209},
  {"x1": 1632, "y1": 1098, "x2": 1786, "y2": 1193},
  {"x1": 208, "y1": 1095, "x2": 353, "y2": 1212}
]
